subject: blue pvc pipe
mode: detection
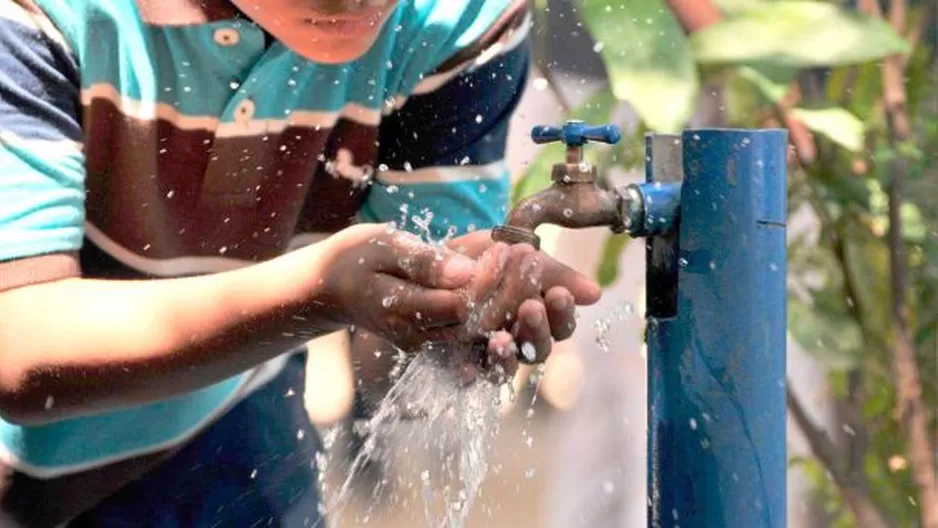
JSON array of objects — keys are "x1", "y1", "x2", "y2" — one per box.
[
  {"x1": 636, "y1": 182, "x2": 682, "y2": 237},
  {"x1": 646, "y1": 128, "x2": 788, "y2": 528}
]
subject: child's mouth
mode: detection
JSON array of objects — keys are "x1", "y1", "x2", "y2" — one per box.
[{"x1": 302, "y1": 1, "x2": 393, "y2": 38}]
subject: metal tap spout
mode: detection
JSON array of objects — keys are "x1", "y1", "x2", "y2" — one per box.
[{"x1": 502, "y1": 180, "x2": 626, "y2": 235}]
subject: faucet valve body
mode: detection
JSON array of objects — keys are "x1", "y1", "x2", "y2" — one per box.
[{"x1": 492, "y1": 120, "x2": 681, "y2": 252}]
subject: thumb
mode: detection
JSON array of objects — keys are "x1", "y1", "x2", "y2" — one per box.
[{"x1": 378, "y1": 230, "x2": 478, "y2": 289}]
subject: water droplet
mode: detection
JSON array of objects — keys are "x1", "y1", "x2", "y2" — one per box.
[
  {"x1": 44, "y1": 396, "x2": 54, "y2": 410},
  {"x1": 678, "y1": 257, "x2": 689, "y2": 267},
  {"x1": 689, "y1": 418, "x2": 698, "y2": 430},
  {"x1": 592, "y1": 41, "x2": 605, "y2": 53},
  {"x1": 562, "y1": 208, "x2": 574, "y2": 218}
]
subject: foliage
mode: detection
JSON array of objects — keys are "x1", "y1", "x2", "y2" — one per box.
[{"x1": 522, "y1": 0, "x2": 936, "y2": 525}]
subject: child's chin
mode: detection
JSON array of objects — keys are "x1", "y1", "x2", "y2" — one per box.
[{"x1": 292, "y1": 40, "x2": 376, "y2": 65}]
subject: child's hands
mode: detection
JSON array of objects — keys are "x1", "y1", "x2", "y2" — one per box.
[
  {"x1": 447, "y1": 231, "x2": 602, "y2": 380},
  {"x1": 314, "y1": 223, "x2": 477, "y2": 350},
  {"x1": 316, "y1": 224, "x2": 601, "y2": 386}
]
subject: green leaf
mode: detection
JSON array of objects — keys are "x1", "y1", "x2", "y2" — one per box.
[
  {"x1": 691, "y1": 2, "x2": 911, "y2": 68},
  {"x1": 841, "y1": 227, "x2": 891, "y2": 342},
  {"x1": 789, "y1": 295, "x2": 863, "y2": 369},
  {"x1": 581, "y1": 0, "x2": 698, "y2": 133},
  {"x1": 595, "y1": 234, "x2": 632, "y2": 287},
  {"x1": 865, "y1": 179, "x2": 929, "y2": 243},
  {"x1": 791, "y1": 105, "x2": 865, "y2": 152},
  {"x1": 737, "y1": 64, "x2": 797, "y2": 102},
  {"x1": 511, "y1": 90, "x2": 618, "y2": 204},
  {"x1": 902, "y1": 203, "x2": 928, "y2": 242}
]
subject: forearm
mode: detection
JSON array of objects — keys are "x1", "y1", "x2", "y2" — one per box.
[{"x1": 0, "y1": 249, "x2": 338, "y2": 425}]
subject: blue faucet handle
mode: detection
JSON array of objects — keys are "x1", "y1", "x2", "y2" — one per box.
[{"x1": 531, "y1": 120, "x2": 622, "y2": 147}]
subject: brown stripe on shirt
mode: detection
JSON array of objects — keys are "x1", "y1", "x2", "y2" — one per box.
[{"x1": 82, "y1": 97, "x2": 375, "y2": 266}]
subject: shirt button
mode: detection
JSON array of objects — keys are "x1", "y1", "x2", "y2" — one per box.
[
  {"x1": 235, "y1": 98, "x2": 255, "y2": 123},
  {"x1": 214, "y1": 28, "x2": 240, "y2": 46}
]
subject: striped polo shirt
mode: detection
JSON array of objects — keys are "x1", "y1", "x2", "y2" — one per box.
[{"x1": 0, "y1": 0, "x2": 530, "y2": 477}]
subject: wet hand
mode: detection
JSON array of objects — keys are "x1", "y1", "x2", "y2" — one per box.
[
  {"x1": 316, "y1": 223, "x2": 478, "y2": 350},
  {"x1": 448, "y1": 231, "x2": 602, "y2": 380}
]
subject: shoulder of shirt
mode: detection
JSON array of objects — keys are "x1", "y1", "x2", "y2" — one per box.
[{"x1": 383, "y1": 0, "x2": 528, "y2": 95}]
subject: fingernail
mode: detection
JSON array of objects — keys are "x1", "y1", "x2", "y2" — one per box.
[
  {"x1": 552, "y1": 295, "x2": 570, "y2": 311},
  {"x1": 526, "y1": 309, "x2": 543, "y2": 326},
  {"x1": 443, "y1": 255, "x2": 476, "y2": 280}
]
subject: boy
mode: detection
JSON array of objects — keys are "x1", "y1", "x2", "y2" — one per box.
[{"x1": 0, "y1": 0, "x2": 601, "y2": 526}]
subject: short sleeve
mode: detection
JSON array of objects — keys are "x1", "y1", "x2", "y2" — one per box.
[
  {"x1": 0, "y1": 0, "x2": 85, "y2": 286},
  {"x1": 362, "y1": 0, "x2": 531, "y2": 240}
]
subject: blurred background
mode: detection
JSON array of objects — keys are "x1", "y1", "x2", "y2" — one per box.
[{"x1": 302, "y1": 1, "x2": 938, "y2": 526}]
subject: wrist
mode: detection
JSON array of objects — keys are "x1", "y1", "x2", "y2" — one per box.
[{"x1": 218, "y1": 240, "x2": 342, "y2": 334}]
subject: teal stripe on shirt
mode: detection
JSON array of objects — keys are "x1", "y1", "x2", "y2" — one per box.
[
  {"x1": 0, "y1": 374, "x2": 246, "y2": 471},
  {"x1": 0, "y1": 142, "x2": 85, "y2": 261}
]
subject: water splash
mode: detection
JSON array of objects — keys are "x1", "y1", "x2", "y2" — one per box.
[
  {"x1": 593, "y1": 302, "x2": 634, "y2": 352},
  {"x1": 323, "y1": 343, "x2": 506, "y2": 528}
]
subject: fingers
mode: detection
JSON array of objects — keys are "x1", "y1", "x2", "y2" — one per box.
[
  {"x1": 445, "y1": 229, "x2": 496, "y2": 258},
  {"x1": 539, "y1": 258, "x2": 602, "y2": 306},
  {"x1": 544, "y1": 286, "x2": 577, "y2": 341},
  {"x1": 375, "y1": 229, "x2": 477, "y2": 289},
  {"x1": 513, "y1": 299, "x2": 553, "y2": 364},
  {"x1": 369, "y1": 275, "x2": 468, "y2": 341},
  {"x1": 456, "y1": 332, "x2": 519, "y2": 387},
  {"x1": 484, "y1": 330, "x2": 519, "y2": 380},
  {"x1": 465, "y1": 242, "x2": 510, "y2": 314}
]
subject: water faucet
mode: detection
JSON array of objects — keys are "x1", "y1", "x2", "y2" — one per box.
[{"x1": 492, "y1": 120, "x2": 681, "y2": 249}]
